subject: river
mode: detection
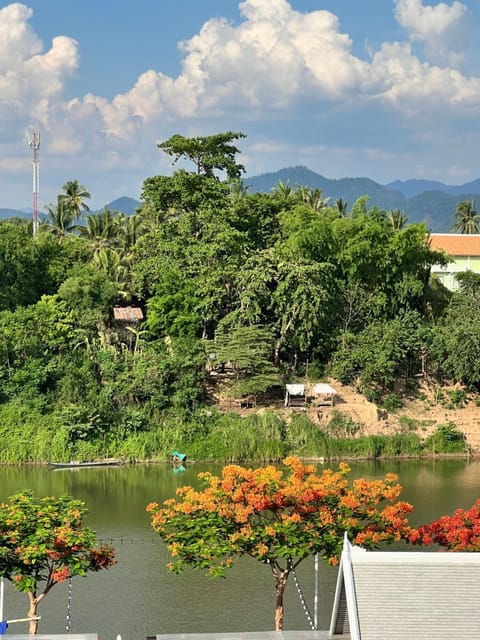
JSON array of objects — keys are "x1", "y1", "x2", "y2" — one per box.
[{"x1": 1, "y1": 459, "x2": 479, "y2": 640}]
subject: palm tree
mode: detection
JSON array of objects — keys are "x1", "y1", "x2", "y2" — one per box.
[
  {"x1": 387, "y1": 208, "x2": 408, "y2": 231},
  {"x1": 272, "y1": 180, "x2": 296, "y2": 203},
  {"x1": 92, "y1": 247, "x2": 131, "y2": 300},
  {"x1": 334, "y1": 198, "x2": 348, "y2": 216},
  {"x1": 77, "y1": 207, "x2": 119, "y2": 253},
  {"x1": 297, "y1": 186, "x2": 329, "y2": 211},
  {"x1": 452, "y1": 199, "x2": 480, "y2": 234},
  {"x1": 43, "y1": 196, "x2": 77, "y2": 238},
  {"x1": 116, "y1": 213, "x2": 148, "y2": 253},
  {"x1": 59, "y1": 179, "x2": 91, "y2": 222}
]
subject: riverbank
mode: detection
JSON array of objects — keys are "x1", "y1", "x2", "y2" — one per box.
[
  {"x1": 211, "y1": 377, "x2": 478, "y2": 456},
  {"x1": 0, "y1": 378, "x2": 476, "y2": 464}
]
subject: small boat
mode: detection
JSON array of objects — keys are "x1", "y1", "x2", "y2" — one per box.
[
  {"x1": 171, "y1": 450, "x2": 187, "y2": 465},
  {"x1": 48, "y1": 459, "x2": 123, "y2": 469}
]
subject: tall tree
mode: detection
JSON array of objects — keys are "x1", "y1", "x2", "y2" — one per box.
[
  {"x1": 334, "y1": 197, "x2": 348, "y2": 216},
  {"x1": 43, "y1": 197, "x2": 77, "y2": 238},
  {"x1": 59, "y1": 179, "x2": 91, "y2": 221},
  {"x1": 158, "y1": 132, "x2": 246, "y2": 180},
  {"x1": 148, "y1": 457, "x2": 413, "y2": 631},
  {"x1": 0, "y1": 491, "x2": 115, "y2": 635},
  {"x1": 452, "y1": 199, "x2": 480, "y2": 234},
  {"x1": 387, "y1": 208, "x2": 408, "y2": 231},
  {"x1": 77, "y1": 207, "x2": 119, "y2": 253}
]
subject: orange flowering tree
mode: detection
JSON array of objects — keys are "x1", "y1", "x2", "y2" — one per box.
[
  {"x1": 0, "y1": 491, "x2": 116, "y2": 635},
  {"x1": 148, "y1": 457, "x2": 413, "y2": 630},
  {"x1": 410, "y1": 498, "x2": 480, "y2": 550}
]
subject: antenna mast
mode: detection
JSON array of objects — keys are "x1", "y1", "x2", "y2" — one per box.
[{"x1": 28, "y1": 131, "x2": 40, "y2": 236}]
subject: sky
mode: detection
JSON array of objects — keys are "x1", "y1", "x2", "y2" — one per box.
[{"x1": 1, "y1": 0, "x2": 480, "y2": 209}]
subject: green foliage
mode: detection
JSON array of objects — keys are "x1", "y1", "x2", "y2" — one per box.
[
  {"x1": 58, "y1": 264, "x2": 117, "y2": 319},
  {"x1": 326, "y1": 409, "x2": 363, "y2": 437},
  {"x1": 381, "y1": 393, "x2": 405, "y2": 411},
  {"x1": 331, "y1": 310, "x2": 429, "y2": 392},
  {"x1": 158, "y1": 131, "x2": 246, "y2": 180},
  {"x1": 452, "y1": 199, "x2": 480, "y2": 234},
  {"x1": 213, "y1": 325, "x2": 281, "y2": 396},
  {"x1": 431, "y1": 281, "x2": 480, "y2": 387},
  {"x1": 446, "y1": 389, "x2": 467, "y2": 408},
  {"x1": 0, "y1": 142, "x2": 475, "y2": 464},
  {"x1": 0, "y1": 223, "x2": 56, "y2": 310},
  {"x1": 0, "y1": 490, "x2": 114, "y2": 634},
  {"x1": 424, "y1": 422, "x2": 467, "y2": 454}
]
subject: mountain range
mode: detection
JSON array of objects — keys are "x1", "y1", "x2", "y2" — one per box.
[
  {"x1": 3, "y1": 168, "x2": 480, "y2": 232},
  {"x1": 0, "y1": 196, "x2": 140, "y2": 224},
  {"x1": 244, "y1": 166, "x2": 480, "y2": 232}
]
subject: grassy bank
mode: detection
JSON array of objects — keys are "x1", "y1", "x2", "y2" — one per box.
[{"x1": 0, "y1": 404, "x2": 469, "y2": 464}]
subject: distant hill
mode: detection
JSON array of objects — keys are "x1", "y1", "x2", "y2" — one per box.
[
  {"x1": 0, "y1": 197, "x2": 141, "y2": 223},
  {"x1": 102, "y1": 197, "x2": 140, "y2": 215},
  {"x1": 388, "y1": 177, "x2": 480, "y2": 199},
  {"x1": 245, "y1": 166, "x2": 480, "y2": 232},
  {"x1": 4, "y1": 173, "x2": 480, "y2": 232},
  {"x1": 0, "y1": 208, "x2": 30, "y2": 221}
]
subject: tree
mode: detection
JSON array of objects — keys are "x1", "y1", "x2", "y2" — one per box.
[
  {"x1": 213, "y1": 324, "x2": 281, "y2": 397},
  {"x1": 77, "y1": 207, "x2": 119, "y2": 253},
  {"x1": 431, "y1": 274, "x2": 480, "y2": 387},
  {"x1": 452, "y1": 199, "x2": 480, "y2": 234},
  {"x1": 59, "y1": 179, "x2": 91, "y2": 221},
  {"x1": 386, "y1": 208, "x2": 408, "y2": 231},
  {"x1": 410, "y1": 499, "x2": 480, "y2": 551},
  {"x1": 0, "y1": 491, "x2": 115, "y2": 635},
  {"x1": 297, "y1": 186, "x2": 329, "y2": 211},
  {"x1": 43, "y1": 197, "x2": 77, "y2": 238},
  {"x1": 158, "y1": 132, "x2": 246, "y2": 180},
  {"x1": 148, "y1": 457, "x2": 413, "y2": 631},
  {"x1": 334, "y1": 197, "x2": 348, "y2": 216}
]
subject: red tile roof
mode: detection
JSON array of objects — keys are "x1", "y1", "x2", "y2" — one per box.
[{"x1": 429, "y1": 234, "x2": 480, "y2": 256}]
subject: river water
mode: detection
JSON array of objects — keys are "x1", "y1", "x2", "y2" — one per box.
[{"x1": 1, "y1": 459, "x2": 479, "y2": 640}]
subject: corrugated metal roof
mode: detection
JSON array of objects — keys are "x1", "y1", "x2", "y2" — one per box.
[
  {"x1": 148, "y1": 633, "x2": 346, "y2": 640},
  {"x1": 331, "y1": 538, "x2": 480, "y2": 639},
  {"x1": 429, "y1": 233, "x2": 480, "y2": 256},
  {"x1": 113, "y1": 306, "x2": 143, "y2": 322}
]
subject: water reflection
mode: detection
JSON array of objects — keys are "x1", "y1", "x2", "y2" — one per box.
[{"x1": 1, "y1": 460, "x2": 479, "y2": 639}]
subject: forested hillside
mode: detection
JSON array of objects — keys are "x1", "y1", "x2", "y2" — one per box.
[
  {"x1": 245, "y1": 166, "x2": 480, "y2": 231},
  {"x1": 1, "y1": 133, "x2": 479, "y2": 463}
]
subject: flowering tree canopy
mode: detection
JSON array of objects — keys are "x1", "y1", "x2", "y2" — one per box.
[
  {"x1": 148, "y1": 457, "x2": 413, "y2": 630},
  {"x1": 410, "y1": 498, "x2": 480, "y2": 550},
  {"x1": 0, "y1": 491, "x2": 116, "y2": 635}
]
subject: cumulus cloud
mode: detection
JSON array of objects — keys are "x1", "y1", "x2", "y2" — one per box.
[
  {"x1": 1, "y1": 0, "x2": 480, "y2": 205},
  {"x1": 394, "y1": 0, "x2": 470, "y2": 67},
  {"x1": 0, "y1": 3, "x2": 78, "y2": 120}
]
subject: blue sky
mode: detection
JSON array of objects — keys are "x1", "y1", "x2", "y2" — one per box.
[{"x1": 1, "y1": 0, "x2": 479, "y2": 209}]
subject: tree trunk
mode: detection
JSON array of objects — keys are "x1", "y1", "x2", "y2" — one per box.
[
  {"x1": 27, "y1": 592, "x2": 39, "y2": 635},
  {"x1": 271, "y1": 562, "x2": 290, "y2": 631}
]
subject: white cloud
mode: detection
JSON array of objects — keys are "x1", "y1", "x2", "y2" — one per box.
[
  {"x1": 1, "y1": 0, "x2": 480, "y2": 206},
  {"x1": 0, "y1": 3, "x2": 78, "y2": 121},
  {"x1": 394, "y1": 0, "x2": 470, "y2": 67}
]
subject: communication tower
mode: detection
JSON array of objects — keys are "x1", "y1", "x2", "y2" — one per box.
[{"x1": 27, "y1": 131, "x2": 40, "y2": 235}]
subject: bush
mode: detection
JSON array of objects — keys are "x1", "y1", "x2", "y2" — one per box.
[
  {"x1": 381, "y1": 393, "x2": 404, "y2": 412},
  {"x1": 424, "y1": 422, "x2": 467, "y2": 454},
  {"x1": 326, "y1": 410, "x2": 363, "y2": 438},
  {"x1": 447, "y1": 389, "x2": 466, "y2": 408}
]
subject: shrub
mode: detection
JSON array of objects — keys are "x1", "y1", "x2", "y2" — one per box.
[
  {"x1": 381, "y1": 393, "x2": 404, "y2": 412},
  {"x1": 326, "y1": 410, "x2": 363, "y2": 438},
  {"x1": 424, "y1": 422, "x2": 467, "y2": 454}
]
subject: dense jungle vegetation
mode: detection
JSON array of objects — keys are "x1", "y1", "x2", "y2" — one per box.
[{"x1": 1, "y1": 132, "x2": 478, "y2": 463}]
